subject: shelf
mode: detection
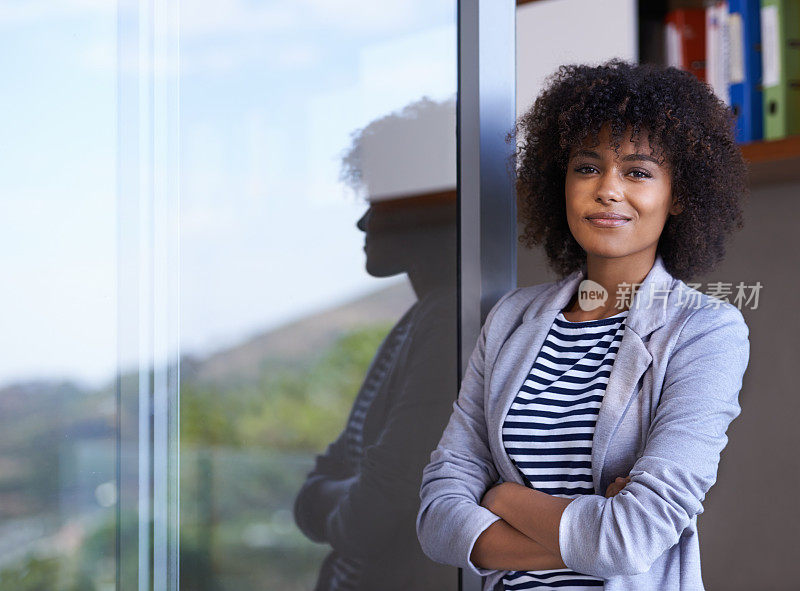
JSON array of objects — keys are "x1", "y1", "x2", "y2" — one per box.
[
  {"x1": 740, "y1": 134, "x2": 800, "y2": 163},
  {"x1": 741, "y1": 135, "x2": 800, "y2": 188}
]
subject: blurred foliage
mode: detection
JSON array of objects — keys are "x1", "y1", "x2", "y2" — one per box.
[
  {"x1": 0, "y1": 555, "x2": 87, "y2": 591},
  {"x1": 181, "y1": 323, "x2": 393, "y2": 451},
  {"x1": 177, "y1": 322, "x2": 394, "y2": 589},
  {"x1": 0, "y1": 322, "x2": 393, "y2": 590}
]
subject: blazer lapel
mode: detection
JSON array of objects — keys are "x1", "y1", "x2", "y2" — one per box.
[
  {"x1": 590, "y1": 328, "x2": 652, "y2": 493},
  {"x1": 486, "y1": 312, "x2": 560, "y2": 484},
  {"x1": 488, "y1": 253, "x2": 675, "y2": 492}
]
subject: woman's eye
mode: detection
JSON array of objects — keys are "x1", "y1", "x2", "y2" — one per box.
[{"x1": 573, "y1": 166, "x2": 652, "y2": 178}]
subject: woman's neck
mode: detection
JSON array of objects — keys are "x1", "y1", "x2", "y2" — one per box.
[{"x1": 562, "y1": 250, "x2": 656, "y2": 321}]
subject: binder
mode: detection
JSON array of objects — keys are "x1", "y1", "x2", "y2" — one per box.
[
  {"x1": 729, "y1": 0, "x2": 764, "y2": 142},
  {"x1": 707, "y1": 1, "x2": 731, "y2": 105},
  {"x1": 760, "y1": 0, "x2": 800, "y2": 139},
  {"x1": 665, "y1": 8, "x2": 708, "y2": 81}
]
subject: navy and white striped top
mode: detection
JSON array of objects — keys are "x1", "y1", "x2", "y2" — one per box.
[{"x1": 500, "y1": 308, "x2": 629, "y2": 591}]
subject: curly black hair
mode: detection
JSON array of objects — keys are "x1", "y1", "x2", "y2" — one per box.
[{"x1": 515, "y1": 58, "x2": 749, "y2": 281}]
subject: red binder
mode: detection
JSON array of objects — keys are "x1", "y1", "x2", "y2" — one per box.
[{"x1": 665, "y1": 8, "x2": 707, "y2": 81}]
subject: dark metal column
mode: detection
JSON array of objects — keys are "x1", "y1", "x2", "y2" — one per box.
[{"x1": 457, "y1": 1, "x2": 517, "y2": 590}]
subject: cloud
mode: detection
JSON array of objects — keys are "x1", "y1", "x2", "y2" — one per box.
[
  {"x1": 295, "y1": 0, "x2": 423, "y2": 32},
  {"x1": 179, "y1": 0, "x2": 451, "y2": 38},
  {"x1": 179, "y1": 39, "x2": 321, "y2": 75},
  {"x1": 179, "y1": 0, "x2": 298, "y2": 37},
  {"x1": 0, "y1": 0, "x2": 453, "y2": 38},
  {"x1": 0, "y1": 0, "x2": 113, "y2": 26}
]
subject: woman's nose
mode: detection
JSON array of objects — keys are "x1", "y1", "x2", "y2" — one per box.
[
  {"x1": 356, "y1": 209, "x2": 370, "y2": 232},
  {"x1": 595, "y1": 171, "x2": 623, "y2": 203}
]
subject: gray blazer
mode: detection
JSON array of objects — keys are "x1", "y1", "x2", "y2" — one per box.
[{"x1": 416, "y1": 253, "x2": 750, "y2": 591}]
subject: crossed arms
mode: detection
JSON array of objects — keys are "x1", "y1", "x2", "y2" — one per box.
[
  {"x1": 416, "y1": 292, "x2": 749, "y2": 579},
  {"x1": 470, "y1": 476, "x2": 631, "y2": 571}
]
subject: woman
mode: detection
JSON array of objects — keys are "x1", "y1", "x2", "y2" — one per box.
[{"x1": 416, "y1": 59, "x2": 751, "y2": 591}]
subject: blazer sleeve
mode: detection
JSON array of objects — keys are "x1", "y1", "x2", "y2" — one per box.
[
  {"x1": 293, "y1": 426, "x2": 358, "y2": 544},
  {"x1": 416, "y1": 288, "x2": 522, "y2": 578},
  {"x1": 557, "y1": 301, "x2": 751, "y2": 578}
]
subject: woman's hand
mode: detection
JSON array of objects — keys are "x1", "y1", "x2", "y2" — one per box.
[{"x1": 605, "y1": 476, "x2": 632, "y2": 498}]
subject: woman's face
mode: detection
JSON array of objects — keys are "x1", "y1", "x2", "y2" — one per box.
[
  {"x1": 356, "y1": 200, "x2": 456, "y2": 279},
  {"x1": 357, "y1": 204, "x2": 408, "y2": 278},
  {"x1": 564, "y1": 122, "x2": 682, "y2": 262}
]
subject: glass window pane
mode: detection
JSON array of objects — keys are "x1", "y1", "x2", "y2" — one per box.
[
  {"x1": 0, "y1": 4, "x2": 117, "y2": 590},
  {"x1": 178, "y1": 2, "x2": 459, "y2": 589}
]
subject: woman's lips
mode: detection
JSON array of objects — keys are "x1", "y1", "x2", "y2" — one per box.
[{"x1": 585, "y1": 217, "x2": 630, "y2": 228}]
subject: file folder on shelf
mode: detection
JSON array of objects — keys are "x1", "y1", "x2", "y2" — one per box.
[
  {"x1": 665, "y1": 7, "x2": 708, "y2": 81},
  {"x1": 729, "y1": 0, "x2": 765, "y2": 141},
  {"x1": 760, "y1": 0, "x2": 800, "y2": 140},
  {"x1": 707, "y1": 1, "x2": 731, "y2": 105}
]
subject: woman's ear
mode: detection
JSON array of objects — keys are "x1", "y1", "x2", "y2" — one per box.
[{"x1": 669, "y1": 197, "x2": 683, "y2": 216}]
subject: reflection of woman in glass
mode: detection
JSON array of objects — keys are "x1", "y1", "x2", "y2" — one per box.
[
  {"x1": 417, "y1": 59, "x2": 751, "y2": 591},
  {"x1": 293, "y1": 98, "x2": 459, "y2": 590}
]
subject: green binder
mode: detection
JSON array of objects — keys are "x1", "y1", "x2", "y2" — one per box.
[{"x1": 761, "y1": 0, "x2": 800, "y2": 139}]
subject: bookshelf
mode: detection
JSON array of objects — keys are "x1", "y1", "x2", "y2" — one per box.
[
  {"x1": 740, "y1": 135, "x2": 800, "y2": 187},
  {"x1": 515, "y1": 0, "x2": 800, "y2": 188}
]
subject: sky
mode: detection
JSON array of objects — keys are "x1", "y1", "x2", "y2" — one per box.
[{"x1": 0, "y1": 0, "x2": 456, "y2": 388}]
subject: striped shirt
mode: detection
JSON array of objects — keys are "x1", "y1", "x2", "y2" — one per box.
[{"x1": 500, "y1": 308, "x2": 629, "y2": 591}]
